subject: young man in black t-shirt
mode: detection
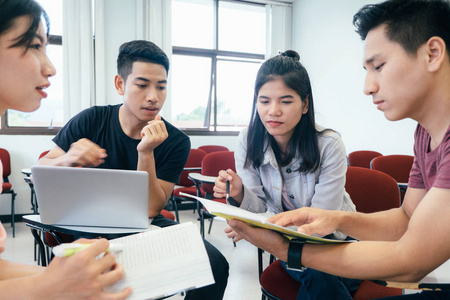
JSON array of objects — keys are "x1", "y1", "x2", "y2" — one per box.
[{"x1": 39, "y1": 40, "x2": 229, "y2": 299}]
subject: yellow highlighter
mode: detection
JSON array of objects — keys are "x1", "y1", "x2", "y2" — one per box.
[{"x1": 52, "y1": 242, "x2": 124, "y2": 257}]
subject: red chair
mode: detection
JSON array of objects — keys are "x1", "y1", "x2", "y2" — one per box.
[
  {"x1": 161, "y1": 209, "x2": 176, "y2": 221},
  {"x1": 370, "y1": 155, "x2": 413, "y2": 184},
  {"x1": 0, "y1": 148, "x2": 17, "y2": 237},
  {"x1": 170, "y1": 148, "x2": 207, "y2": 222},
  {"x1": 39, "y1": 150, "x2": 50, "y2": 159},
  {"x1": 370, "y1": 154, "x2": 414, "y2": 203},
  {"x1": 260, "y1": 166, "x2": 402, "y2": 300},
  {"x1": 345, "y1": 166, "x2": 401, "y2": 212},
  {"x1": 198, "y1": 145, "x2": 229, "y2": 154},
  {"x1": 190, "y1": 151, "x2": 235, "y2": 237},
  {"x1": 348, "y1": 150, "x2": 383, "y2": 168}
]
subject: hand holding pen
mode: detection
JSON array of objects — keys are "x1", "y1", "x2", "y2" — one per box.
[
  {"x1": 45, "y1": 238, "x2": 132, "y2": 299},
  {"x1": 53, "y1": 242, "x2": 124, "y2": 257},
  {"x1": 213, "y1": 169, "x2": 244, "y2": 203}
]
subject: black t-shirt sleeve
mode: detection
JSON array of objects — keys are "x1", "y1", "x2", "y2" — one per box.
[
  {"x1": 53, "y1": 107, "x2": 190, "y2": 184},
  {"x1": 53, "y1": 107, "x2": 97, "y2": 152}
]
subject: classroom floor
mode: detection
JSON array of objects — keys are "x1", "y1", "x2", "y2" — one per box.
[{"x1": 2, "y1": 209, "x2": 268, "y2": 300}]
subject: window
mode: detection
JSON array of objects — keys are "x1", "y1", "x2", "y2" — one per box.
[
  {"x1": 0, "y1": 0, "x2": 63, "y2": 135},
  {"x1": 171, "y1": 0, "x2": 266, "y2": 135}
]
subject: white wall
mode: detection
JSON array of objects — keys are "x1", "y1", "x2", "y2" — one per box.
[
  {"x1": 292, "y1": 0, "x2": 416, "y2": 156},
  {"x1": 1, "y1": 0, "x2": 417, "y2": 216},
  {"x1": 0, "y1": 136, "x2": 56, "y2": 216},
  {"x1": 0, "y1": 1, "x2": 240, "y2": 216}
]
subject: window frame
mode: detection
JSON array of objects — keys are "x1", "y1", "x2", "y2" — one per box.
[
  {"x1": 0, "y1": 34, "x2": 63, "y2": 135},
  {"x1": 172, "y1": 0, "x2": 265, "y2": 136}
]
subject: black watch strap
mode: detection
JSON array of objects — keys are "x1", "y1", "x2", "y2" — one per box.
[{"x1": 287, "y1": 239, "x2": 306, "y2": 270}]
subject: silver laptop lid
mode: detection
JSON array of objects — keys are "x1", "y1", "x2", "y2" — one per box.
[{"x1": 31, "y1": 165, "x2": 149, "y2": 229}]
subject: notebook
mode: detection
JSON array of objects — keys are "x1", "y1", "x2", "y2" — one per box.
[{"x1": 31, "y1": 165, "x2": 149, "y2": 229}]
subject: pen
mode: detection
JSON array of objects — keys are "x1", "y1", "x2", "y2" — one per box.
[
  {"x1": 226, "y1": 179, "x2": 230, "y2": 202},
  {"x1": 52, "y1": 242, "x2": 124, "y2": 257}
]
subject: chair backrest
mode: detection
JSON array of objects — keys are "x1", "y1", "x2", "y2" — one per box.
[
  {"x1": 370, "y1": 154, "x2": 414, "y2": 183},
  {"x1": 348, "y1": 150, "x2": 382, "y2": 168},
  {"x1": 39, "y1": 150, "x2": 50, "y2": 159},
  {"x1": 177, "y1": 148, "x2": 207, "y2": 187},
  {"x1": 161, "y1": 209, "x2": 176, "y2": 221},
  {"x1": 345, "y1": 166, "x2": 401, "y2": 213},
  {"x1": 201, "y1": 151, "x2": 235, "y2": 194},
  {"x1": 0, "y1": 148, "x2": 11, "y2": 178},
  {"x1": 198, "y1": 145, "x2": 229, "y2": 154}
]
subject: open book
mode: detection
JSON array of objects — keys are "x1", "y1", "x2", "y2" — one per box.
[
  {"x1": 105, "y1": 222, "x2": 214, "y2": 300},
  {"x1": 180, "y1": 192, "x2": 352, "y2": 244}
]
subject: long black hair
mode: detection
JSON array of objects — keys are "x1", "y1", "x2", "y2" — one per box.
[
  {"x1": 0, "y1": 0, "x2": 50, "y2": 49},
  {"x1": 245, "y1": 50, "x2": 323, "y2": 173}
]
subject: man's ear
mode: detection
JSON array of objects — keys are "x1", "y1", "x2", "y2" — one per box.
[
  {"x1": 114, "y1": 75, "x2": 125, "y2": 95},
  {"x1": 426, "y1": 36, "x2": 446, "y2": 72}
]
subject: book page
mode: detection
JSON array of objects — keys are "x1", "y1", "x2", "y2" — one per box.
[
  {"x1": 180, "y1": 192, "x2": 352, "y2": 244},
  {"x1": 105, "y1": 222, "x2": 214, "y2": 300}
]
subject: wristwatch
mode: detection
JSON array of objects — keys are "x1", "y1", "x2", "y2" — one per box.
[{"x1": 286, "y1": 239, "x2": 307, "y2": 271}]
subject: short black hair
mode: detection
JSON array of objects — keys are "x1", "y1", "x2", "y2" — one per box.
[
  {"x1": 353, "y1": 0, "x2": 450, "y2": 57},
  {"x1": 116, "y1": 40, "x2": 170, "y2": 82},
  {"x1": 0, "y1": 0, "x2": 50, "y2": 49}
]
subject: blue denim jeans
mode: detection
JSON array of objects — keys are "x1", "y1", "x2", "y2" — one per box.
[{"x1": 281, "y1": 260, "x2": 361, "y2": 300}]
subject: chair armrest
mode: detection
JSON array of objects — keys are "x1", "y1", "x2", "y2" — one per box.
[
  {"x1": 397, "y1": 183, "x2": 408, "y2": 189},
  {"x1": 21, "y1": 168, "x2": 32, "y2": 176},
  {"x1": 188, "y1": 173, "x2": 217, "y2": 184}
]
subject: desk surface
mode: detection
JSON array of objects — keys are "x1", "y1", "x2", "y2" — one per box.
[
  {"x1": 188, "y1": 172, "x2": 217, "y2": 183},
  {"x1": 21, "y1": 168, "x2": 32, "y2": 176},
  {"x1": 23, "y1": 215, "x2": 155, "y2": 239}
]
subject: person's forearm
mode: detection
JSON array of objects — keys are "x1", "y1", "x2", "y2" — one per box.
[
  {"x1": 336, "y1": 208, "x2": 409, "y2": 241},
  {"x1": 303, "y1": 240, "x2": 427, "y2": 282},
  {"x1": 37, "y1": 147, "x2": 71, "y2": 167},
  {"x1": 0, "y1": 259, "x2": 48, "y2": 299},
  {"x1": 137, "y1": 151, "x2": 168, "y2": 218},
  {"x1": 0, "y1": 259, "x2": 44, "y2": 280},
  {"x1": 0, "y1": 274, "x2": 47, "y2": 300},
  {"x1": 38, "y1": 155, "x2": 70, "y2": 167}
]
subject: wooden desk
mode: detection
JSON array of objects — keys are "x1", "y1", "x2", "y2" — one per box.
[{"x1": 23, "y1": 215, "x2": 155, "y2": 266}]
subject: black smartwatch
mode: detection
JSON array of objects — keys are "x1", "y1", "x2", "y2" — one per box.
[{"x1": 287, "y1": 239, "x2": 306, "y2": 271}]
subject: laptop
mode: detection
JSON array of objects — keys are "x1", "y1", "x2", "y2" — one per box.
[{"x1": 31, "y1": 165, "x2": 149, "y2": 229}]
